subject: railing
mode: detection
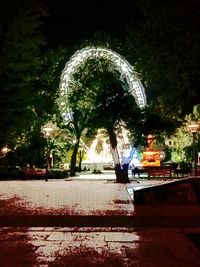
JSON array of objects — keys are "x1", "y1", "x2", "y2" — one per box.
[{"x1": 175, "y1": 169, "x2": 192, "y2": 177}]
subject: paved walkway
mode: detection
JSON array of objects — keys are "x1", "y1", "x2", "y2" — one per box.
[{"x1": 0, "y1": 178, "x2": 200, "y2": 266}]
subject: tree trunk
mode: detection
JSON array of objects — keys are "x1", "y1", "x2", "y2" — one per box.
[
  {"x1": 107, "y1": 127, "x2": 129, "y2": 183},
  {"x1": 78, "y1": 150, "x2": 84, "y2": 171},
  {"x1": 70, "y1": 139, "x2": 80, "y2": 177},
  {"x1": 114, "y1": 163, "x2": 122, "y2": 182},
  {"x1": 121, "y1": 163, "x2": 130, "y2": 183}
]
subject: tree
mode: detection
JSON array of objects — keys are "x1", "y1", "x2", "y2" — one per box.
[
  {"x1": 58, "y1": 57, "x2": 105, "y2": 176},
  {"x1": 58, "y1": 41, "x2": 180, "y2": 181},
  {"x1": 0, "y1": 0, "x2": 70, "y2": 168},
  {"x1": 126, "y1": 0, "x2": 200, "y2": 115},
  {"x1": 167, "y1": 104, "x2": 200, "y2": 166},
  {"x1": 88, "y1": 70, "x2": 143, "y2": 183},
  {"x1": 58, "y1": 52, "x2": 140, "y2": 181},
  {"x1": 0, "y1": 0, "x2": 48, "y2": 148}
]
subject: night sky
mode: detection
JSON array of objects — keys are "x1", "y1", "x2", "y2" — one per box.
[{"x1": 45, "y1": 0, "x2": 137, "y2": 47}]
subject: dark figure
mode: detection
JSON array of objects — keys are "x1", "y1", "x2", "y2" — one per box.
[{"x1": 132, "y1": 165, "x2": 140, "y2": 178}]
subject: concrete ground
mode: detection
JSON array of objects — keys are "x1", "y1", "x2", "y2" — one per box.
[{"x1": 0, "y1": 174, "x2": 200, "y2": 266}]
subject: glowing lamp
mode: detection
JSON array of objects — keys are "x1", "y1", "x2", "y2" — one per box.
[
  {"x1": 187, "y1": 123, "x2": 199, "y2": 133},
  {"x1": 187, "y1": 122, "x2": 199, "y2": 176},
  {"x1": 41, "y1": 127, "x2": 54, "y2": 138}
]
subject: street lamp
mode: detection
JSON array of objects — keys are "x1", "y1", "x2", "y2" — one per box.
[
  {"x1": 1, "y1": 146, "x2": 10, "y2": 154},
  {"x1": 0, "y1": 146, "x2": 11, "y2": 158},
  {"x1": 187, "y1": 122, "x2": 199, "y2": 176},
  {"x1": 41, "y1": 125, "x2": 54, "y2": 181}
]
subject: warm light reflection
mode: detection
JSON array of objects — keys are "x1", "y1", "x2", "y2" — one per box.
[{"x1": 142, "y1": 150, "x2": 161, "y2": 166}]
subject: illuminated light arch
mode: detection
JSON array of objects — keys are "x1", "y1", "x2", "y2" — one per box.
[
  {"x1": 59, "y1": 47, "x2": 147, "y2": 169},
  {"x1": 59, "y1": 47, "x2": 146, "y2": 119}
]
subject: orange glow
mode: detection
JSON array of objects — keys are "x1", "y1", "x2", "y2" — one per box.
[{"x1": 142, "y1": 150, "x2": 161, "y2": 166}]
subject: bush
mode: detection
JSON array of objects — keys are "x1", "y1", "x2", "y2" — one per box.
[
  {"x1": 47, "y1": 169, "x2": 69, "y2": 179},
  {"x1": 0, "y1": 167, "x2": 69, "y2": 180},
  {"x1": 0, "y1": 166, "x2": 22, "y2": 179}
]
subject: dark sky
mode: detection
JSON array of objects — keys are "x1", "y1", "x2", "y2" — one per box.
[{"x1": 45, "y1": 0, "x2": 137, "y2": 47}]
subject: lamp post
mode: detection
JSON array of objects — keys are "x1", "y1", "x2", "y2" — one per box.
[
  {"x1": 41, "y1": 125, "x2": 54, "y2": 181},
  {"x1": 187, "y1": 123, "x2": 199, "y2": 176}
]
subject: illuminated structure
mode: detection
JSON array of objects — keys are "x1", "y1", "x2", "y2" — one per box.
[
  {"x1": 58, "y1": 46, "x2": 147, "y2": 166},
  {"x1": 59, "y1": 47, "x2": 146, "y2": 116},
  {"x1": 142, "y1": 135, "x2": 165, "y2": 167}
]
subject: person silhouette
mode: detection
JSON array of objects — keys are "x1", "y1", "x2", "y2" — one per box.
[{"x1": 131, "y1": 164, "x2": 140, "y2": 178}]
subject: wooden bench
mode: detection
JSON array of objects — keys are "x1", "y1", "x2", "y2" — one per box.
[{"x1": 146, "y1": 166, "x2": 172, "y2": 178}]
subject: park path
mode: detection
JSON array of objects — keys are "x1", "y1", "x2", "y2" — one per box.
[{"x1": 0, "y1": 178, "x2": 200, "y2": 266}]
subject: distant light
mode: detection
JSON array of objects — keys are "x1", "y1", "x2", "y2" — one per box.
[
  {"x1": 1, "y1": 146, "x2": 10, "y2": 154},
  {"x1": 41, "y1": 126, "x2": 54, "y2": 138},
  {"x1": 187, "y1": 123, "x2": 199, "y2": 133}
]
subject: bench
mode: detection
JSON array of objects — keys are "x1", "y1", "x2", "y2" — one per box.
[{"x1": 146, "y1": 166, "x2": 172, "y2": 178}]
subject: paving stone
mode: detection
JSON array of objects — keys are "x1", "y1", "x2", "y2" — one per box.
[
  {"x1": 71, "y1": 232, "x2": 105, "y2": 241},
  {"x1": 28, "y1": 227, "x2": 45, "y2": 231},
  {"x1": 36, "y1": 256, "x2": 57, "y2": 264},
  {"x1": 47, "y1": 231, "x2": 73, "y2": 241},
  {"x1": 80, "y1": 240, "x2": 107, "y2": 248},
  {"x1": 104, "y1": 232, "x2": 140, "y2": 242},
  {"x1": 28, "y1": 240, "x2": 50, "y2": 248},
  {"x1": 103, "y1": 245, "x2": 127, "y2": 257},
  {"x1": 35, "y1": 241, "x2": 62, "y2": 257},
  {"x1": 57, "y1": 245, "x2": 82, "y2": 256},
  {"x1": 43, "y1": 227, "x2": 56, "y2": 231},
  {"x1": 59, "y1": 240, "x2": 82, "y2": 248},
  {"x1": 107, "y1": 241, "x2": 138, "y2": 250},
  {"x1": 27, "y1": 231, "x2": 51, "y2": 240}
]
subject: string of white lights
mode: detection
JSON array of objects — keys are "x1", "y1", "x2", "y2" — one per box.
[{"x1": 59, "y1": 46, "x2": 147, "y2": 119}]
